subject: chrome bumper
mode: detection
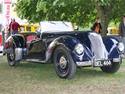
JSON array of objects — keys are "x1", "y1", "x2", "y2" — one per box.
[
  {"x1": 76, "y1": 58, "x2": 121, "y2": 67},
  {"x1": 76, "y1": 61, "x2": 92, "y2": 66}
]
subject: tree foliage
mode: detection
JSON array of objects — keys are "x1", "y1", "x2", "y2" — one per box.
[
  {"x1": 16, "y1": 0, "x2": 125, "y2": 35},
  {"x1": 16, "y1": 0, "x2": 95, "y2": 25}
]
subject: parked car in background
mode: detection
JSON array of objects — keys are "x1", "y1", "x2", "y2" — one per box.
[
  {"x1": 4, "y1": 21, "x2": 124, "y2": 79},
  {"x1": 20, "y1": 24, "x2": 39, "y2": 32},
  {"x1": 107, "y1": 27, "x2": 119, "y2": 35}
]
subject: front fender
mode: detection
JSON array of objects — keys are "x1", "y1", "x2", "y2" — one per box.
[
  {"x1": 45, "y1": 36, "x2": 79, "y2": 61},
  {"x1": 46, "y1": 35, "x2": 92, "y2": 63},
  {"x1": 103, "y1": 36, "x2": 121, "y2": 58}
]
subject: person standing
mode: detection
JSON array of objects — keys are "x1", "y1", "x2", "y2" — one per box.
[
  {"x1": 9, "y1": 19, "x2": 20, "y2": 35},
  {"x1": 91, "y1": 22, "x2": 102, "y2": 34},
  {"x1": 91, "y1": 17, "x2": 102, "y2": 34},
  {"x1": 119, "y1": 15, "x2": 125, "y2": 54},
  {"x1": 119, "y1": 16, "x2": 125, "y2": 37},
  {"x1": 119, "y1": 16, "x2": 125, "y2": 41}
]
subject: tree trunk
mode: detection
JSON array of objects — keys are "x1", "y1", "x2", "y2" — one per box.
[
  {"x1": 95, "y1": 2, "x2": 111, "y2": 36},
  {"x1": 100, "y1": 12, "x2": 110, "y2": 36}
]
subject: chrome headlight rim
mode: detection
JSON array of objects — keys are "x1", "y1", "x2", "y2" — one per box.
[
  {"x1": 118, "y1": 42, "x2": 124, "y2": 52},
  {"x1": 74, "y1": 43, "x2": 84, "y2": 55}
]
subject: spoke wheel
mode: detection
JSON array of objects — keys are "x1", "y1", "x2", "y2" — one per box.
[
  {"x1": 7, "y1": 46, "x2": 16, "y2": 66},
  {"x1": 53, "y1": 46, "x2": 76, "y2": 79}
]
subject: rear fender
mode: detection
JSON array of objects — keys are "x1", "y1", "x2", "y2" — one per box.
[{"x1": 4, "y1": 34, "x2": 26, "y2": 49}]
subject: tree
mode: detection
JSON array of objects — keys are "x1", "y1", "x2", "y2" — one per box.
[
  {"x1": 94, "y1": 0, "x2": 125, "y2": 35},
  {"x1": 16, "y1": 0, "x2": 125, "y2": 35},
  {"x1": 16, "y1": 0, "x2": 95, "y2": 25}
]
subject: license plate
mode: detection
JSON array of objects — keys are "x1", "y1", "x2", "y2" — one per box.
[{"x1": 94, "y1": 60, "x2": 111, "y2": 67}]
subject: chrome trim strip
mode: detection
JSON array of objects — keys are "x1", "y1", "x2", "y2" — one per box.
[{"x1": 26, "y1": 59, "x2": 46, "y2": 63}]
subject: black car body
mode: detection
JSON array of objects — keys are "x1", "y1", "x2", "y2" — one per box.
[{"x1": 4, "y1": 21, "x2": 124, "y2": 79}]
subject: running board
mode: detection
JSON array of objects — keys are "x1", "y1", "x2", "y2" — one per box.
[{"x1": 26, "y1": 59, "x2": 47, "y2": 63}]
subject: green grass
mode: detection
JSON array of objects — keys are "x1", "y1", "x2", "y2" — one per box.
[{"x1": 0, "y1": 56, "x2": 125, "y2": 94}]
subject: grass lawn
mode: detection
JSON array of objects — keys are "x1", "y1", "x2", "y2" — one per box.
[{"x1": 0, "y1": 56, "x2": 125, "y2": 94}]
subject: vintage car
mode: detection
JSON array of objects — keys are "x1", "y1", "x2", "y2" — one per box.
[
  {"x1": 4, "y1": 21, "x2": 124, "y2": 79},
  {"x1": 20, "y1": 24, "x2": 39, "y2": 32},
  {"x1": 107, "y1": 27, "x2": 119, "y2": 35}
]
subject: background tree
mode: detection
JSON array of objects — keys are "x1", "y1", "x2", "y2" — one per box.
[
  {"x1": 16, "y1": 0, "x2": 125, "y2": 35},
  {"x1": 94, "y1": 0, "x2": 125, "y2": 35}
]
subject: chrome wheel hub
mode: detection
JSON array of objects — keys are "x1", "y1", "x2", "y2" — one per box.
[
  {"x1": 59, "y1": 56, "x2": 67, "y2": 69},
  {"x1": 10, "y1": 53, "x2": 14, "y2": 60}
]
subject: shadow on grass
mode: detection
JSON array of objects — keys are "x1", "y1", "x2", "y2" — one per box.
[
  {"x1": 76, "y1": 67, "x2": 108, "y2": 78},
  {"x1": 16, "y1": 62, "x2": 110, "y2": 80}
]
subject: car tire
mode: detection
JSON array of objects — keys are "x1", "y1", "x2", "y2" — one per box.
[
  {"x1": 100, "y1": 61, "x2": 120, "y2": 73},
  {"x1": 53, "y1": 45, "x2": 76, "y2": 79},
  {"x1": 7, "y1": 45, "x2": 17, "y2": 66}
]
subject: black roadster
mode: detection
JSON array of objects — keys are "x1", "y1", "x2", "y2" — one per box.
[{"x1": 4, "y1": 21, "x2": 124, "y2": 79}]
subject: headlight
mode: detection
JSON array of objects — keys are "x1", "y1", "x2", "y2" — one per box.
[
  {"x1": 118, "y1": 42, "x2": 124, "y2": 52},
  {"x1": 74, "y1": 43, "x2": 84, "y2": 55}
]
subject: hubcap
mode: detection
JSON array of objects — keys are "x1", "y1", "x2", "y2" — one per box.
[
  {"x1": 59, "y1": 56, "x2": 67, "y2": 69},
  {"x1": 9, "y1": 48, "x2": 15, "y2": 61},
  {"x1": 9, "y1": 53, "x2": 14, "y2": 60}
]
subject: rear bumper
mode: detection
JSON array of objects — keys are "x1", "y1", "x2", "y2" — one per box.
[{"x1": 76, "y1": 58, "x2": 121, "y2": 67}]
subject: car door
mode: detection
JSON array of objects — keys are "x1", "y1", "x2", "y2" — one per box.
[{"x1": 26, "y1": 35, "x2": 46, "y2": 60}]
